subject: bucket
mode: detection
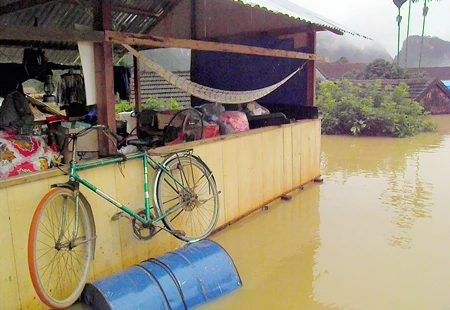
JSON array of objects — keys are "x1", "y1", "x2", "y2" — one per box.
[{"x1": 81, "y1": 240, "x2": 242, "y2": 310}]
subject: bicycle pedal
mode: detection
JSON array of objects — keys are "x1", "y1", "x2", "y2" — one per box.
[{"x1": 111, "y1": 212, "x2": 130, "y2": 221}]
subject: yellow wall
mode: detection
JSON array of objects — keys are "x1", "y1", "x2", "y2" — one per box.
[{"x1": 0, "y1": 119, "x2": 321, "y2": 309}]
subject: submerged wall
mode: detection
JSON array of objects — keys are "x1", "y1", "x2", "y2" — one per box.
[{"x1": 0, "y1": 119, "x2": 321, "y2": 309}]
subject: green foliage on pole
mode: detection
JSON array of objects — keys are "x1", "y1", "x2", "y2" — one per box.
[{"x1": 316, "y1": 79, "x2": 438, "y2": 137}]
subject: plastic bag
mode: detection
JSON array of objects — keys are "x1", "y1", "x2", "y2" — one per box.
[
  {"x1": 198, "y1": 103, "x2": 225, "y2": 122},
  {"x1": 218, "y1": 111, "x2": 249, "y2": 135},
  {"x1": 242, "y1": 101, "x2": 270, "y2": 116}
]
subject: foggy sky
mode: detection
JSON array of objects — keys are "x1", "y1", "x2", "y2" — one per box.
[{"x1": 291, "y1": 0, "x2": 450, "y2": 57}]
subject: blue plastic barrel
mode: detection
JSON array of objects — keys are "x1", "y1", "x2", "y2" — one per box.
[{"x1": 81, "y1": 240, "x2": 242, "y2": 310}]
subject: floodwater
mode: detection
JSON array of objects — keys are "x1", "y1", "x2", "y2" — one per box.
[{"x1": 200, "y1": 115, "x2": 450, "y2": 310}]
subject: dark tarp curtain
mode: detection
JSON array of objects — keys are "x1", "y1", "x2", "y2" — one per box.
[{"x1": 191, "y1": 37, "x2": 308, "y2": 107}]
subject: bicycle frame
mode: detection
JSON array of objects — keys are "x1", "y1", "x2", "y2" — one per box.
[{"x1": 67, "y1": 144, "x2": 192, "y2": 227}]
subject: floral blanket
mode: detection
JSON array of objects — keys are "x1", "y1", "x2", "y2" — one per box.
[{"x1": 0, "y1": 130, "x2": 60, "y2": 179}]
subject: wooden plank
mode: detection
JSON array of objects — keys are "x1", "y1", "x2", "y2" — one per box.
[
  {"x1": 283, "y1": 126, "x2": 293, "y2": 192},
  {"x1": 299, "y1": 120, "x2": 322, "y2": 184},
  {"x1": 7, "y1": 179, "x2": 50, "y2": 309},
  {"x1": 112, "y1": 159, "x2": 150, "y2": 268},
  {"x1": 261, "y1": 129, "x2": 284, "y2": 203},
  {"x1": 236, "y1": 134, "x2": 265, "y2": 213},
  {"x1": 0, "y1": 167, "x2": 66, "y2": 189},
  {"x1": 194, "y1": 143, "x2": 225, "y2": 225},
  {"x1": 0, "y1": 25, "x2": 104, "y2": 42},
  {"x1": 292, "y1": 123, "x2": 302, "y2": 187},
  {"x1": 220, "y1": 138, "x2": 240, "y2": 222},
  {"x1": 78, "y1": 165, "x2": 123, "y2": 279},
  {"x1": 313, "y1": 120, "x2": 322, "y2": 179},
  {"x1": 106, "y1": 31, "x2": 329, "y2": 62},
  {"x1": 299, "y1": 121, "x2": 312, "y2": 184},
  {"x1": 0, "y1": 188, "x2": 20, "y2": 310}
]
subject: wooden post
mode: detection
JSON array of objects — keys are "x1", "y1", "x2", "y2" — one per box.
[
  {"x1": 305, "y1": 31, "x2": 316, "y2": 106},
  {"x1": 133, "y1": 56, "x2": 142, "y2": 113},
  {"x1": 93, "y1": 0, "x2": 116, "y2": 156}
]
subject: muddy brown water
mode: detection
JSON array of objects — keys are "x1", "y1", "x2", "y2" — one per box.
[{"x1": 199, "y1": 115, "x2": 450, "y2": 310}]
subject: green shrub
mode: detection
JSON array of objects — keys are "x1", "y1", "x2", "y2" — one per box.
[
  {"x1": 143, "y1": 96, "x2": 180, "y2": 110},
  {"x1": 316, "y1": 79, "x2": 437, "y2": 137},
  {"x1": 115, "y1": 100, "x2": 133, "y2": 113},
  {"x1": 115, "y1": 97, "x2": 181, "y2": 114}
]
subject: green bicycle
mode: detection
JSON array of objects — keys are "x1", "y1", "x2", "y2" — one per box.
[{"x1": 27, "y1": 125, "x2": 220, "y2": 309}]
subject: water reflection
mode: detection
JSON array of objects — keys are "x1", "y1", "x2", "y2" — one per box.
[
  {"x1": 321, "y1": 117, "x2": 448, "y2": 249},
  {"x1": 200, "y1": 115, "x2": 450, "y2": 310},
  {"x1": 200, "y1": 185, "x2": 331, "y2": 309}
]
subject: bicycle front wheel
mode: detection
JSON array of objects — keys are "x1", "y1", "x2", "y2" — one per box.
[
  {"x1": 154, "y1": 155, "x2": 219, "y2": 241},
  {"x1": 28, "y1": 187, "x2": 94, "y2": 309}
]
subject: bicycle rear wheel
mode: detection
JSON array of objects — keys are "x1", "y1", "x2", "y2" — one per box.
[
  {"x1": 154, "y1": 154, "x2": 219, "y2": 241},
  {"x1": 28, "y1": 187, "x2": 94, "y2": 309}
]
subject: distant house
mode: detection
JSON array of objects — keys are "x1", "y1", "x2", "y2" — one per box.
[
  {"x1": 408, "y1": 67, "x2": 450, "y2": 81},
  {"x1": 348, "y1": 78, "x2": 450, "y2": 114},
  {"x1": 443, "y1": 80, "x2": 450, "y2": 90}
]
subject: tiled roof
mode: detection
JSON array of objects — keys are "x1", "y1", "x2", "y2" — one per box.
[
  {"x1": 346, "y1": 78, "x2": 450, "y2": 102},
  {"x1": 407, "y1": 67, "x2": 450, "y2": 81}
]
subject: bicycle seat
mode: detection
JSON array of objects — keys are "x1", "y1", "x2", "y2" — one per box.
[
  {"x1": 127, "y1": 138, "x2": 153, "y2": 147},
  {"x1": 126, "y1": 136, "x2": 163, "y2": 148}
]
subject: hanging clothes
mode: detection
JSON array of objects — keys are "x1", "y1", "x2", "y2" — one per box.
[
  {"x1": 114, "y1": 66, "x2": 131, "y2": 100},
  {"x1": 0, "y1": 90, "x2": 34, "y2": 131},
  {"x1": 56, "y1": 72, "x2": 86, "y2": 106}
]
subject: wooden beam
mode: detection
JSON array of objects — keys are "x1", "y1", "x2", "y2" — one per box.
[
  {"x1": 133, "y1": 56, "x2": 142, "y2": 113},
  {"x1": 93, "y1": 0, "x2": 116, "y2": 156},
  {"x1": 0, "y1": 26, "x2": 104, "y2": 43},
  {"x1": 106, "y1": 31, "x2": 329, "y2": 62},
  {"x1": 305, "y1": 30, "x2": 316, "y2": 107},
  {"x1": 211, "y1": 24, "x2": 327, "y2": 43}
]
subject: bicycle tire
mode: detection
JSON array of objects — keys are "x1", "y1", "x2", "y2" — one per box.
[
  {"x1": 28, "y1": 187, "x2": 94, "y2": 309},
  {"x1": 153, "y1": 154, "x2": 219, "y2": 241}
]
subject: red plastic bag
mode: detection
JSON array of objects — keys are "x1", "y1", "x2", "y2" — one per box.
[{"x1": 218, "y1": 111, "x2": 249, "y2": 135}]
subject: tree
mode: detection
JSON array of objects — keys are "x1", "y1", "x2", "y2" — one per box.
[
  {"x1": 334, "y1": 56, "x2": 349, "y2": 64},
  {"x1": 316, "y1": 79, "x2": 437, "y2": 137},
  {"x1": 342, "y1": 58, "x2": 428, "y2": 80}
]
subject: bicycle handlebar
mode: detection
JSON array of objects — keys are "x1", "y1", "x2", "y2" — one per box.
[{"x1": 52, "y1": 124, "x2": 123, "y2": 142}]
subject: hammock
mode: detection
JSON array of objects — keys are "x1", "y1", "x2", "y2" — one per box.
[{"x1": 122, "y1": 44, "x2": 304, "y2": 105}]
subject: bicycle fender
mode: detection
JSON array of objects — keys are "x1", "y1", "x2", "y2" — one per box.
[
  {"x1": 191, "y1": 154, "x2": 216, "y2": 183},
  {"x1": 161, "y1": 153, "x2": 216, "y2": 183},
  {"x1": 51, "y1": 183, "x2": 97, "y2": 260}
]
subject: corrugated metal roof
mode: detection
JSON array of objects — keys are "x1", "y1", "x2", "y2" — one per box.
[
  {"x1": 131, "y1": 71, "x2": 191, "y2": 107},
  {"x1": 0, "y1": 0, "x2": 178, "y2": 64},
  {"x1": 0, "y1": 0, "x2": 366, "y2": 65},
  {"x1": 234, "y1": 0, "x2": 368, "y2": 38}
]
